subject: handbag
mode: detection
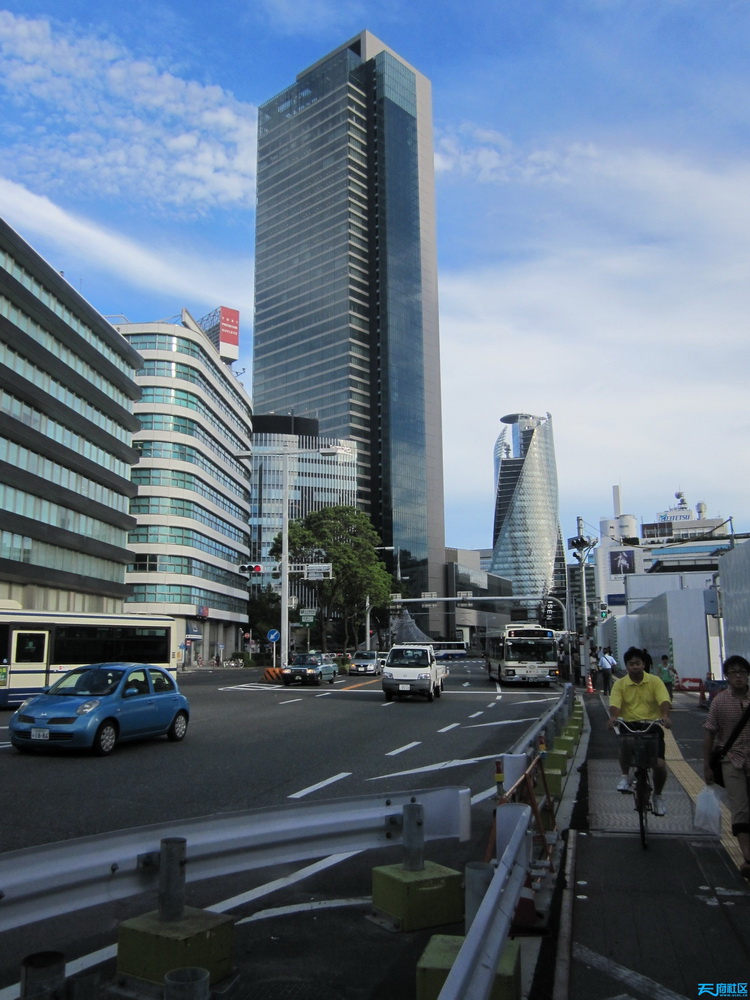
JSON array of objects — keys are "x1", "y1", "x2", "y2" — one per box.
[{"x1": 710, "y1": 701, "x2": 750, "y2": 787}]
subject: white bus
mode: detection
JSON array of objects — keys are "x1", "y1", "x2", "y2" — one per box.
[
  {"x1": 488, "y1": 623, "x2": 560, "y2": 685},
  {"x1": 0, "y1": 609, "x2": 178, "y2": 708}
]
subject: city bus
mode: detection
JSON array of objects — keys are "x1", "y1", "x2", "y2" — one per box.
[
  {"x1": 0, "y1": 609, "x2": 178, "y2": 708},
  {"x1": 488, "y1": 623, "x2": 560, "y2": 685}
]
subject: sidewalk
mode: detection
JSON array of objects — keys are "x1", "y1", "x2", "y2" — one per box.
[{"x1": 558, "y1": 688, "x2": 750, "y2": 1000}]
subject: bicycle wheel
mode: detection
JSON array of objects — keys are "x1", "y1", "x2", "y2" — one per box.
[{"x1": 634, "y1": 769, "x2": 650, "y2": 849}]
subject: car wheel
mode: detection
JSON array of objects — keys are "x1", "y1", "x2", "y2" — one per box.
[
  {"x1": 316, "y1": 674, "x2": 323, "y2": 686},
  {"x1": 426, "y1": 686, "x2": 434, "y2": 702},
  {"x1": 167, "y1": 710, "x2": 189, "y2": 742},
  {"x1": 283, "y1": 679, "x2": 291, "y2": 686},
  {"x1": 328, "y1": 672, "x2": 336, "y2": 684},
  {"x1": 93, "y1": 720, "x2": 118, "y2": 756},
  {"x1": 385, "y1": 691, "x2": 393, "y2": 702},
  {"x1": 435, "y1": 682, "x2": 442, "y2": 698}
]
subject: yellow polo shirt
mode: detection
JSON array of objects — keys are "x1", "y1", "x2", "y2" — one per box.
[{"x1": 609, "y1": 671, "x2": 670, "y2": 721}]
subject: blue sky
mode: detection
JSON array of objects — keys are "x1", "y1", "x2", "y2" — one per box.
[{"x1": 1, "y1": 0, "x2": 748, "y2": 549}]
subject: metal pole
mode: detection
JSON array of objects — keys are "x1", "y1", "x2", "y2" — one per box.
[
  {"x1": 402, "y1": 802, "x2": 424, "y2": 871},
  {"x1": 365, "y1": 596, "x2": 371, "y2": 650},
  {"x1": 159, "y1": 837, "x2": 186, "y2": 922},
  {"x1": 281, "y1": 450, "x2": 290, "y2": 669},
  {"x1": 577, "y1": 516, "x2": 589, "y2": 680}
]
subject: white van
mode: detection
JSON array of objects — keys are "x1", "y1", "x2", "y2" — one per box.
[{"x1": 381, "y1": 644, "x2": 448, "y2": 702}]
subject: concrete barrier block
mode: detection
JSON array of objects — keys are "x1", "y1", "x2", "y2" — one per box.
[
  {"x1": 116, "y1": 907, "x2": 234, "y2": 986},
  {"x1": 544, "y1": 769, "x2": 565, "y2": 797},
  {"x1": 553, "y1": 735, "x2": 576, "y2": 757},
  {"x1": 416, "y1": 934, "x2": 521, "y2": 1000},
  {"x1": 372, "y1": 861, "x2": 463, "y2": 932},
  {"x1": 544, "y1": 750, "x2": 568, "y2": 775}
]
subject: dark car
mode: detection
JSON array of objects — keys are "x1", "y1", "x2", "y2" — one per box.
[
  {"x1": 282, "y1": 654, "x2": 338, "y2": 687},
  {"x1": 9, "y1": 662, "x2": 190, "y2": 756}
]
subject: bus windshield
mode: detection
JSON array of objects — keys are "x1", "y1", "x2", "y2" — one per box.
[{"x1": 504, "y1": 640, "x2": 557, "y2": 664}]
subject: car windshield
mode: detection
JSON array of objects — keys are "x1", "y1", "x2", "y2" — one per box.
[
  {"x1": 293, "y1": 656, "x2": 320, "y2": 665},
  {"x1": 48, "y1": 668, "x2": 124, "y2": 696},
  {"x1": 357, "y1": 651, "x2": 378, "y2": 660}
]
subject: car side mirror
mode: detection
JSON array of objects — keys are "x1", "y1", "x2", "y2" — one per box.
[{"x1": 124, "y1": 687, "x2": 139, "y2": 697}]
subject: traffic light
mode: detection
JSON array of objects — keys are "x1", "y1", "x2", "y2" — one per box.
[
  {"x1": 599, "y1": 602, "x2": 609, "y2": 620},
  {"x1": 239, "y1": 564, "x2": 264, "y2": 574}
]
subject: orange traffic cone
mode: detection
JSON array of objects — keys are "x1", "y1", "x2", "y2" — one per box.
[{"x1": 586, "y1": 672, "x2": 595, "y2": 694}]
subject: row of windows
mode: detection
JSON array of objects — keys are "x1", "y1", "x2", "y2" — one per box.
[
  {"x1": 0, "y1": 340, "x2": 132, "y2": 446},
  {"x1": 0, "y1": 392, "x2": 133, "y2": 483},
  {"x1": 128, "y1": 554, "x2": 245, "y2": 588},
  {"x1": 1, "y1": 530, "x2": 128, "y2": 583},
  {"x1": 136, "y1": 415, "x2": 248, "y2": 474},
  {"x1": 125, "y1": 584, "x2": 247, "y2": 615},
  {"x1": 125, "y1": 332, "x2": 250, "y2": 415},
  {"x1": 138, "y1": 387, "x2": 246, "y2": 452},
  {"x1": 1, "y1": 483, "x2": 129, "y2": 547},
  {"x1": 131, "y1": 468, "x2": 247, "y2": 520},
  {"x1": 139, "y1": 361, "x2": 251, "y2": 437},
  {"x1": 130, "y1": 496, "x2": 247, "y2": 544},
  {"x1": 1, "y1": 295, "x2": 133, "y2": 410},
  {"x1": 0, "y1": 435, "x2": 131, "y2": 511},
  {"x1": 128, "y1": 525, "x2": 244, "y2": 563},
  {"x1": 133, "y1": 441, "x2": 248, "y2": 500},
  {"x1": 1, "y1": 251, "x2": 133, "y2": 376}
]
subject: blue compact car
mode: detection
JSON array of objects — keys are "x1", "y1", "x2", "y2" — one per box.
[{"x1": 9, "y1": 662, "x2": 190, "y2": 756}]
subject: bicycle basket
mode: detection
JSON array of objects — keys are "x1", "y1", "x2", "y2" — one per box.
[{"x1": 620, "y1": 730, "x2": 660, "y2": 769}]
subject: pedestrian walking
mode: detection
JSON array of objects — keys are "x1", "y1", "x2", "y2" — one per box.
[
  {"x1": 658, "y1": 654, "x2": 678, "y2": 700},
  {"x1": 703, "y1": 654, "x2": 750, "y2": 878},
  {"x1": 598, "y1": 647, "x2": 616, "y2": 695}
]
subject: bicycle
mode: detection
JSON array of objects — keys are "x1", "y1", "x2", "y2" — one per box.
[{"x1": 614, "y1": 719, "x2": 663, "y2": 849}]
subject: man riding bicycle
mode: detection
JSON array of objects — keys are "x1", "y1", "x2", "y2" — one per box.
[{"x1": 607, "y1": 646, "x2": 672, "y2": 816}]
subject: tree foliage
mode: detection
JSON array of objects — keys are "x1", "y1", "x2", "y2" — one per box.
[{"x1": 268, "y1": 506, "x2": 392, "y2": 651}]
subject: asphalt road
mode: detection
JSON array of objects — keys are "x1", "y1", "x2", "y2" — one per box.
[{"x1": 0, "y1": 660, "x2": 562, "y2": 989}]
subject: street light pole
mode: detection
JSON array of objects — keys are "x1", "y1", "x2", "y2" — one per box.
[{"x1": 280, "y1": 449, "x2": 290, "y2": 668}]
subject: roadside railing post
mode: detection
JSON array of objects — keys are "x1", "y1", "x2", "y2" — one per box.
[
  {"x1": 20, "y1": 951, "x2": 65, "y2": 999},
  {"x1": 402, "y1": 802, "x2": 424, "y2": 871},
  {"x1": 464, "y1": 861, "x2": 494, "y2": 932},
  {"x1": 164, "y1": 967, "x2": 210, "y2": 1000},
  {"x1": 159, "y1": 837, "x2": 186, "y2": 922}
]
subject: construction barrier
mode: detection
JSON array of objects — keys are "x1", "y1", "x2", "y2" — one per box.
[
  {"x1": 677, "y1": 677, "x2": 702, "y2": 692},
  {"x1": 263, "y1": 667, "x2": 284, "y2": 683}
]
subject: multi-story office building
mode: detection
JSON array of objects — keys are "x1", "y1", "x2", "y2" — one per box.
[
  {"x1": 252, "y1": 31, "x2": 445, "y2": 618},
  {"x1": 249, "y1": 413, "x2": 357, "y2": 603},
  {"x1": 490, "y1": 412, "x2": 566, "y2": 626},
  {"x1": 0, "y1": 219, "x2": 141, "y2": 611},
  {"x1": 115, "y1": 311, "x2": 253, "y2": 664}
]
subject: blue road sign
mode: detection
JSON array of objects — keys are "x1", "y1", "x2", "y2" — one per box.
[{"x1": 267, "y1": 629, "x2": 280, "y2": 643}]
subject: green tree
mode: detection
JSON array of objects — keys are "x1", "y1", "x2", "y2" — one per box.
[
  {"x1": 246, "y1": 586, "x2": 281, "y2": 643},
  {"x1": 269, "y1": 506, "x2": 392, "y2": 652}
]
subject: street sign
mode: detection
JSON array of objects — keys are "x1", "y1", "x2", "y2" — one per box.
[
  {"x1": 305, "y1": 563, "x2": 333, "y2": 580},
  {"x1": 456, "y1": 591, "x2": 473, "y2": 599},
  {"x1": 267, "y1": 629, "x2": 280, "y2": 643},
  {"x1": 390, "y1": 593, "x2": 402, "y2": 602},
  {"x1": 421, "y1": 592, "x2": 437, "y2": 599}
]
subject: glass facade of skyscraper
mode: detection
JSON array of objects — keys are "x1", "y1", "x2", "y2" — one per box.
[
  {"x1": 253, "y1": 32, "x2": 444, "y2": 609},
  {"x1": 490, "y1": 413, "x2": 564, "y2": 619}
]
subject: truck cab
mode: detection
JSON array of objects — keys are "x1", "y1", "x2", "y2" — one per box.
[{"x1": 381, "y1": 644, "x2": 448, "y2": 702}]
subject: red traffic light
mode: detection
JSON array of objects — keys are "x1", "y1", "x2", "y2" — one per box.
[{"x1": 239, "y1": 564, "x2": 264, "y2": 574}]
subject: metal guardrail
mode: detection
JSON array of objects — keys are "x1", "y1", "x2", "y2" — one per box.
[
  {"x1": 436, "y1": 683, "x2": 577, "y2": 1000},
  {"x1": 0, "y1": 785, "x2": 471, "y2": 933},
  {"x1": 438, "y1": 803, "x2": 532, "y2": 1000}
]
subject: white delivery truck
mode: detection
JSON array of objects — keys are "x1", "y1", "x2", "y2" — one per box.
[{"x1": 381, "y1": 643, "x2": 448, "y2": 702}]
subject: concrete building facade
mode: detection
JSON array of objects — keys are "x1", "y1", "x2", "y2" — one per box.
[
  {"x1": 116, "y1": 312, "x2": 253, "y2": 664},
  {"x1": 0, "y1": 218, "x2": 141, "y2": 612}
]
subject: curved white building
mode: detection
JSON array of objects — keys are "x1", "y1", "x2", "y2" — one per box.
[{"x1": 489, "y1": 413, "x2": 563, "y2": 615}]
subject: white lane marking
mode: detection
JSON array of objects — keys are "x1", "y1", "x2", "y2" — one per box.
[
  {"x1": 468, "y1": 712, "x2": 483, "y2": 718},
  {"x1": 288, "y1": 771, "x2": 352, "y2": 799},
  {"x1": 279, "y1": 698, "x2": 303, "y2": 705},
  {"x1": 572, "y1": 944, "x2": 690, "y2": 1000},
  {"x1": 315, "y1": 691, "x2": 334, "y2": 697},
  {"x1": 213, "y1": 851, "x2": 361, "y2": 913},
  {"x1": 238, "y1": 896, "x2": 370, "y2": 924},
  {"x1": 368, "y1": 752, "x2": 501, "y2": 780},
  {"x1": 438, "y1": 723, "x2": 460, "y2": 732},
  {"x1": 386, "y1": 741, "x2": 421, "y2": 756},
  {"x1": 466, "y1": 715, "x2": 540, "y2": 729},
  {"x1": 462, "y1": 682, "x2": 470, "y2": 687}
]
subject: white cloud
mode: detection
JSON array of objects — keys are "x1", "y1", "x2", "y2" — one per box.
[
  {"x1": 0, "y1": 12, "x2": 258, "y2": 213},
  {"x1": 438, "y1": 142, "x2": 750, "y2": 544},
  {"x1": 0, "y1": 178, "x2": 254, "y2": 319}
]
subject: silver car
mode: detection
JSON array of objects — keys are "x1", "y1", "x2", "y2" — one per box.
[{"x1": 349, "y1": 650, "x2": 384, "y2": 675}]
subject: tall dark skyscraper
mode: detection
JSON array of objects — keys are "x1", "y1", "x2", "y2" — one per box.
[{"x1": 252, "y1": 31, "x2": 445, "y2": 603}]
